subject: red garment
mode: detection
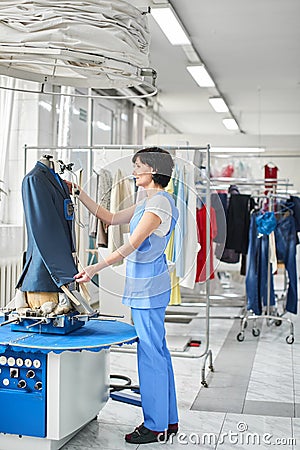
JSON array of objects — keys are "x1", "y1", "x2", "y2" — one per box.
[
  {"x1": 195, "y1": 206, "x2": 217, "y2": 283},
  {"x1": 264, "y1": 163, "x2": 278, "y2": 195},
  {"x1": 220, "y1": 164, "x2": 234, "y2": 178}
]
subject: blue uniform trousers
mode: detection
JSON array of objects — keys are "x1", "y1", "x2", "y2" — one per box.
[{"x1": 131, "y1": 307, "x2": 178, "y2": 432}]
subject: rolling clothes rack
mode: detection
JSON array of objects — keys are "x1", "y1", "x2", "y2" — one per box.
[
  {"x1": 180, "y1": 175, "x2": 293, "y2": 314},
  {"x1": 24, "y1": 144, "x2": 215, "y2": 387},
  {"x1": 208, "y1": 170, "x2": 296, "y2": 344},
  {"x1": 237, "y1": 192, "x2": 295, "y2": 344}
]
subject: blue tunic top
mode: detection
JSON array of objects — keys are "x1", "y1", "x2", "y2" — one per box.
[{"x1": 122, "y1": 191, "x2": 179, "y2": 309}]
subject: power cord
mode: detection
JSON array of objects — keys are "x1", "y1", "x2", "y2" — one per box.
[{"x1": 110, "y1": 374, "x2": 140, "y2": 393}]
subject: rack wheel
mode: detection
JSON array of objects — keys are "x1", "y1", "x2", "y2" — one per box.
[
  {"x1": 286, "y1": 335, "x2": 294, "y2": 345},
  {"x1": 275, "y1": 319, "x2": 282, "y2": 326},
  {"x1": 209, "y1": 365, "x2": 214, "y2": 372},
  {"x1": 237, "y1": 332, "x2": 245, "y2": 342},
  {"x1": 201, "y1": 381, "x2": 208, "y2": 388},
  {"x1": 252, "y1": 328, "x2": 260, "y2": 337}
]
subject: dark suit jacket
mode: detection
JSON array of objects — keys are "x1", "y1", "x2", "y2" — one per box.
[{"x1": 16, "y1": 162, "x2": 78, "y2": 291}]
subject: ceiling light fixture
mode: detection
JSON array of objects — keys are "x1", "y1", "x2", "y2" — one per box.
[
  {"x1": 211, "y1": 147, "x2": 265, "y2": 153},
  {"x1": 151, "y1": 5, "x2": 191, "y2": 46},
  {"x1": 186, "y1": 65, "x2": 215, "y2": 88},
  {"x1": 208, "y1": 97, "x2": 229, "y2": 113},
  {"x1": 222, "y1": 118, "x2": 239, "y2": 131}
]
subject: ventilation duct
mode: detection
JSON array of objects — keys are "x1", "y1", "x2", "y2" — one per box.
[{"x1": 0, "y1": 0, "x2": 156, "y2": 97}]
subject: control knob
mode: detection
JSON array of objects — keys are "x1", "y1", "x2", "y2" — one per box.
[
  {"x1": 34, "y1": 381, "x2": 42, "y2": 391},
  {"x1": 17, "y1": 379, "x2": 27, "y2": 389},
  {"x1": 26, "y1": 370, "x2": 35, "y2": 379}
]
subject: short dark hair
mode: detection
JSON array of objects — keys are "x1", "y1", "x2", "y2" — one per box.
[{"x1": 132, "y1": 147, "x2": 174, "y2": 188}]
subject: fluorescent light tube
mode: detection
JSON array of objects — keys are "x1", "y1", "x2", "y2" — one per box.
[
  {"x1": 151, "y1": 6, "x2": 191, "y2": 46},
  {"x1": 186, "y1": 65, "x2": 215, "y2": 88},
  {"x1": 209, "y1": 97, "x2": 229, "y2": 113},
  {"x1": 211, "y1": 147, "x2": 265, "y2": 153},
  {"x1": 222, "y1": 118, "x2": 239, "y2": 131}
]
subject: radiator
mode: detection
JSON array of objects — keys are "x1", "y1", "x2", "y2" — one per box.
[{"x1": 0, "y1": 258, "x2": 22, "y2": 308}]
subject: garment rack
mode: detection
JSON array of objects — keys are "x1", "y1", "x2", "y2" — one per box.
[
  {"x1": 207, "y1": 171, "x2": 296, "y2": 344},
  {"x1": 237, "y1": 192, "x2": 295, "y2": 344}
]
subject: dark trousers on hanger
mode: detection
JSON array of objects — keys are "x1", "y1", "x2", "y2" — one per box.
[
  {"x1": 274, "y1": 215, "x2": 298, "y2": 314},
  {"x1": 246, "y1": 214, "x2": 298, "y2": 315},
  {"x1": 246, "y1": 214, "x2": 275, "y2": 315}
]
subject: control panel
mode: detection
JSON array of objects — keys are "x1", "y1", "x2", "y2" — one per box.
[{"x1": 0, "y1": 350, "x2": 47, "y2": 437}]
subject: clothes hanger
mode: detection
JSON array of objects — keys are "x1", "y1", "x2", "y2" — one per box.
[{"x1": 264, "y1": 161, "x2": 278, "y2": 168}]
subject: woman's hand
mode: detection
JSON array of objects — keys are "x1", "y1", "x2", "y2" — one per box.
[
  {"x1": 64, "y1": 180, "x2": 80, "y2": 195},
  {"x1": 74, "y1": 264, "x2": 99, "y2": 283}
]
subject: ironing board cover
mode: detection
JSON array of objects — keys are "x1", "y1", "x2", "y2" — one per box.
[{"x1": 0, "y1": 318, "x2": 137, "y2": 354}]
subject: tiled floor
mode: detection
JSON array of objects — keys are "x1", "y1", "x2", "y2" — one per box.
[{"x1": 62, "y1": 278, "x2": 300, "y2": 450}]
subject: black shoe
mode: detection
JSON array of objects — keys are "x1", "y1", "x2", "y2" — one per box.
[{"x1": 125, "y1": 424, "x2": 167, "y2": 444}]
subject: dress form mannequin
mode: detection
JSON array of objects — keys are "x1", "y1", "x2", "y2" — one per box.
[
  {"x1": 39, "y1": 154, "x2": 54, "y2": 170},
  {"x1": 17, "y1": 155, "x2": 77, "y2": 313}
]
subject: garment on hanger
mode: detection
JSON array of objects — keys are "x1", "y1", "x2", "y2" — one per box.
[
  {"x1": 291, "y1": 196, "x2": 300, "y2": 232},
  {"x1": 246, "y1": 212, "x2": 276, "y2": 315},
  {"x1": 195, "y1": 205, "x2": 217, "y2": 283},
  {"x1": 264, "y1": 163, "x2": 278, "y2": 195},
  {"x1": 256, "y1": 211, "x2": 277, "y2": 235},
  {"x1": 108, "y1": 169, "x2": 134, "y2": 262},
  {"x1": 89, "y1": 168, "x2": 113, "y2": 247},
  {"x1": 274, "y1": 214, "x2": 298, "y2": 314},
  {"x1": 173, "y1": 165, "x2": 186, "y2": 278},
  {"x1": 16, "y1": 161, "x2": 77, "y2": 292},
  {"x1": 165, "y1": 179, "x2": 181, "y2": 305},
  {"x1": 246, "y1": 211, "x2": 298, "y2": 315},
  {"x1": 226, "y1": 194, "x2": 255, "y2": 255},
  {"x1": 214, "y1": 187, "x2": 254, "y2": 274},
  {"x1": 211, "y1": 192, "x2": 227, "y2": 244},
  {"x1": 89, "y1": 171, "x2": 99, "y2": 238},
  {"x1": 179, "y1": 163, "x2": 198, "y2": 290}
]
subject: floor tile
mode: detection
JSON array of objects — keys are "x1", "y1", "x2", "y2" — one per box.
[
  {"x1": 61, "y1": 421, "x2": 139, "y2": 449},
  {"x1": 217, "y1": 413, "x2": 293, "y2": 449}
]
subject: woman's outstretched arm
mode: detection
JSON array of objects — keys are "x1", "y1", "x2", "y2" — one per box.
[
  {"x1": 65, "y1": 181, "x2": 135, "y2": 225},
  {"x1": 75, "y1": 212, "x2": 161, "y2": 282}
]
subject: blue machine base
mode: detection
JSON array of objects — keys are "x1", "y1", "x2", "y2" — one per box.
[
  {"x1": 110, "y1": 390, "x2": 141, "y2": 407},
  {"x1": 11, "y1": 314, "x2": 85, "y2": 335},
  {"x1": 0, "y1": 349, "x2": 47, "y2": 437}
]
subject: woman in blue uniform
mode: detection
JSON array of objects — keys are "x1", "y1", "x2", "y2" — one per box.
[{"x1": 73, "y1": 147, "x2": 179, "y2": 444}]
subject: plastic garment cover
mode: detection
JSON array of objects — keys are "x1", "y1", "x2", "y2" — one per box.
[
  {"x1": 0, "y1": 1, "x2": 150, "y2": 88},
  {"x1": 0, "y1": 1, "x2": 149, "y2": 66}
]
